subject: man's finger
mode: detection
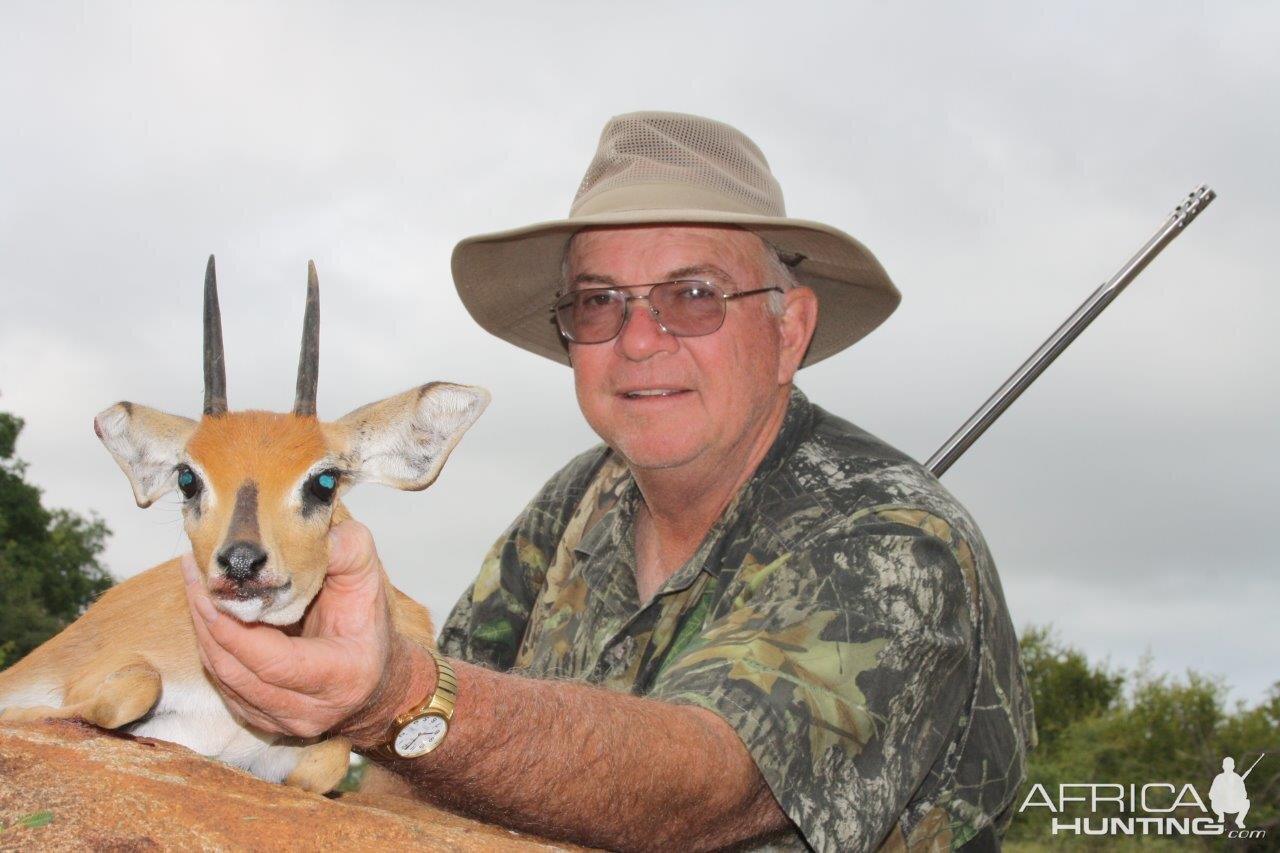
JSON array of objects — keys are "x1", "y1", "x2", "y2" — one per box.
[
  {"x1": 183, "y1": 574, "x2": 306, "y2": 685},
  {"x1": 326, "y1": 520, "x2": 383, "y2": 584},
  {"x1": 310, "y1": 521, "x2": 394, "y2": 645},
  {"x1": 183, "y1": 566, "x2": 270, "y2": 714},
  {"x1": 186, "y1": 597, "x2": 292, "y2": 731},
  {"x1": 180, "y1": 552, "x2": 199, "y2": 586},
  {"x1": 187, "y1": 600, "x2": 265, "y2": 696},
  {"x1": 187, "y1": 578, "x2": 368, "y2": 702},
  {"x1": 180, "y1": 552, "x2": 224, "y2": 625},
  {"x1": 183, "y1": 553, "x2": 300, "y2": 675},
  {"x1": 181, "y1": 535, "x2": 379, "y2": 728}
]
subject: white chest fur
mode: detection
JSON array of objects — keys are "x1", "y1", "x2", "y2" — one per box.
[{"x1": 125, "y1": 677, "x2": 311, "y2": 784}]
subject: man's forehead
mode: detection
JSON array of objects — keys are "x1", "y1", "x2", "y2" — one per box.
[{"x1": 566, "y1": 224, "x2": 766, "y2": 276}]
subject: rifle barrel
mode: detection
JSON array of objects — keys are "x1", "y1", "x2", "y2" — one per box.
[{"x1": 927, "y1": 185, "x2": 1216, "y2": 477}]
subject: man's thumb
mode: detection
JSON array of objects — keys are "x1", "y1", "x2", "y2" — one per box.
[{"x1": 327, "y1": 519, "x2": 381, "y2": 580}]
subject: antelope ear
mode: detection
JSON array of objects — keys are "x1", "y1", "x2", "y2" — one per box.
[
  {"x1": 94, "y1": 402, "x2": 198, "y2": 508},
  {"x1": 327, "y1": 382, "x2": 489, "y2": 491}
]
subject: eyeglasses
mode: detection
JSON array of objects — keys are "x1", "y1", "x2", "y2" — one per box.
[{"x1": 551, "y1": 279, "x2": 783, "y2": 344}]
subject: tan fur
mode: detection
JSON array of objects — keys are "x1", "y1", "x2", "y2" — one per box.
[
  {"x1": 184, "y1": 413, "x2": 337, "y2": 617},
  {"x1": 0, "y1": 382, "x2": 486, "y2": 794},
  {"x1": 286, "y1": 735, "x2": 356, "y2": 794}
]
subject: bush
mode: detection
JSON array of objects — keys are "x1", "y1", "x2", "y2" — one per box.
[
  {"x1": 1007, "y1": 627, "x2": 1279, "y2": 848},
  {"x1": 0, "y1": 408, "x2": 114, "y2": 668}
]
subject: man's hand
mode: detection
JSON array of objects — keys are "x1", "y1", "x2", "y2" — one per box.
[
  {"x1": 185, "y1": 521, "x2": 792, "y2": 849},
  {"x1": 181, "y1": 520, "x2": 417, "y2": 741}
]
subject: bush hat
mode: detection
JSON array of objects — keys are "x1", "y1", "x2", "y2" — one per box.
[{"x1": 451, "y1": 111, "x2": 900, "y2": 367}]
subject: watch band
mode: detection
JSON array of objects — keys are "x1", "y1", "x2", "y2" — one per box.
[
  {"x1": 394, "y1": 647, "x2": 457, "y2": 725},
  {"x1": 372, "y1": 646, "x2": 457, "y2": 759}
]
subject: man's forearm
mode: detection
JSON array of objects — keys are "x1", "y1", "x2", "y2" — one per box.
[{"x1": 352, "y1": 645, "x2": 791, "y2": 851}]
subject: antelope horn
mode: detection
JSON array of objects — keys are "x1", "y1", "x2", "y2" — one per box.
[
  {"x1": 293, "y1": 260, "x2": 320, "y2": 416},
  {"x1": 203, "y1": 254, "x2": 228, "y2": 415}
]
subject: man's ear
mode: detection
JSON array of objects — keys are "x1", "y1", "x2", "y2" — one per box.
[
  {"x1": 94, "y1": 402, "x2": 198, "y2": 508},
  {"x1": 326, "y1": 382, "x2": 490, "y2": 491},
  {"x1": 777, "y1": 285, "x2": 819, "y2": 385}
]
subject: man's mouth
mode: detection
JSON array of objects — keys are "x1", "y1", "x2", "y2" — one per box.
[{"x1": 619, "y1": 388, "x2": 689, "y2": 399}]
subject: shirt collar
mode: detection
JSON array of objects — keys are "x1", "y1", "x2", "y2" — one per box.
[{"x1": 574, "y1": 387, "x2": 814, "y2": 594}]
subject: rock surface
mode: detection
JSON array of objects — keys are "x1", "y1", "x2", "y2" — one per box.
[{"x1": 0, "y1": 720, "x2": 581, "y2": 851}]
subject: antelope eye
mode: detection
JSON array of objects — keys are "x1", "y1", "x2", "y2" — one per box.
[
  {"x1": 307, "y1": 469, "x2": 341, "y2": 504},
  {"x1": 176, "y1": 465, "x2": 202, "y2": 500}
]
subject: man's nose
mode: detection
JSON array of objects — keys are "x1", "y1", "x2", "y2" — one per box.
[
  {"x1": 615, "y1": 297, "x2": 679, "y2": 361},
  {"x1": 216, "y1": 541, "x2": 268, "y2": 584}
]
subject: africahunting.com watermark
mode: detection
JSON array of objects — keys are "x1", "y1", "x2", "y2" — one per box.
[{"x1": 1019, "y1": 754, "x2": 1267, "y2": 840}]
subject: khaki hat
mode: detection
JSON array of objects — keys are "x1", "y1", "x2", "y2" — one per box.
[{"x1": 451, "y1": 111, "x2": 900, "y2": 367}]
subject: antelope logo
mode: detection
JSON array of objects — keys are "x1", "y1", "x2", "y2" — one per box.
[{"x1": 0, "y1": 257, "x2": 488, "y2": 793}]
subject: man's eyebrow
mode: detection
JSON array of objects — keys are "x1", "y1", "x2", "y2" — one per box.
[
  {"x1": 570, "y1": 272, "x2": 618, "y2": 288},
  {"x1": 666, "y1": 264, "x2": 734, "y2": 281},
  {"x1": 569, "y1": 264, "x2": 734, "y2": 288}
]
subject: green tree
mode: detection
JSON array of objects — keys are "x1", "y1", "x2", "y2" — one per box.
[
  {"x1": 1008, "y1": 627, "x2": 1280, "y2": 849},
  {"x1": 1019, "y1": 625, "x2": 1124, "y2": 750},
  {"x1": 0, "y1": 408, "x2": 113, "y2": 668}
]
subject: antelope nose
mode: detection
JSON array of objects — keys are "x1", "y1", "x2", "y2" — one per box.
[{"x1": 216, "y1": 541, "x2": 268, "y2": 583}]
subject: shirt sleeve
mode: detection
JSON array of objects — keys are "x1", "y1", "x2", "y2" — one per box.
[
  {"x1": 648, "y1": 518, "x2": 976, "y2": 852},
  {"x1": 437, "y1": 446, "x2": 609, "y2": 671},
  {"x1": 436, "y1": 521, "x2": 539, "y2": 670}
]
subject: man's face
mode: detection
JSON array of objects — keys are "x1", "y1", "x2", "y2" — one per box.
[{"x1": 564, "y1": 224, "x2": 811, "y2": 474}]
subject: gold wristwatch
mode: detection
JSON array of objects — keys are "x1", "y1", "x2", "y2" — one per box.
[{"x1": 377, "y1": 646, "x2": 457, "y2": 759}]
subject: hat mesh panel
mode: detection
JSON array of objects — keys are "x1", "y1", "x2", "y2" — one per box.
[{"x1": 573, "y1": 113, "x2": 785, "y2": 217}]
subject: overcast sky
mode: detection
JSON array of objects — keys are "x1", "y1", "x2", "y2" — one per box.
[{"x1": 1, "y1": 2, "x2": 1275, "y2": 704}]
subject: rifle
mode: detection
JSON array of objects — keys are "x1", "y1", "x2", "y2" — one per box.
[{"x1": 927, "y1": 185, "x2": 1216, "y2": 477}]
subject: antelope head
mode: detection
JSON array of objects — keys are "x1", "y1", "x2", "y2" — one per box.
[{"x1": 93, "y1": 256, "x2": 489, "y2": 625}]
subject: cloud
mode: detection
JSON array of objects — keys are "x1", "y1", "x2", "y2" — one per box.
[{"x1": 1, "y1": 1, "x2": 1276, "y2": 703}]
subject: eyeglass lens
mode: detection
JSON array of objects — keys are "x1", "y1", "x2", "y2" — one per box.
[{"x1": 556, "y1": 280, "x2": 726, "y2": 343}]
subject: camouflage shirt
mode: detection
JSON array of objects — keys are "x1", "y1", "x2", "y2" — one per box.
[{"x1": 439, "y1": 388, "x2": 1035, "y2": 851}]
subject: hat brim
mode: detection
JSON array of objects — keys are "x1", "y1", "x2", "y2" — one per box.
[{"x1": 451, "y1": 208, "x2": 900, "y2": 368}]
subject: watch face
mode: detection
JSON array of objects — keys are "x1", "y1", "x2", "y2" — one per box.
[{"x1": 394, "y1": 714, "x2": 448, "y2": 758}]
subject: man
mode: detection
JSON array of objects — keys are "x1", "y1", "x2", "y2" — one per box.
[{"x1": 182, "y1": 112, "x2": 1034, "y2": 851}]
